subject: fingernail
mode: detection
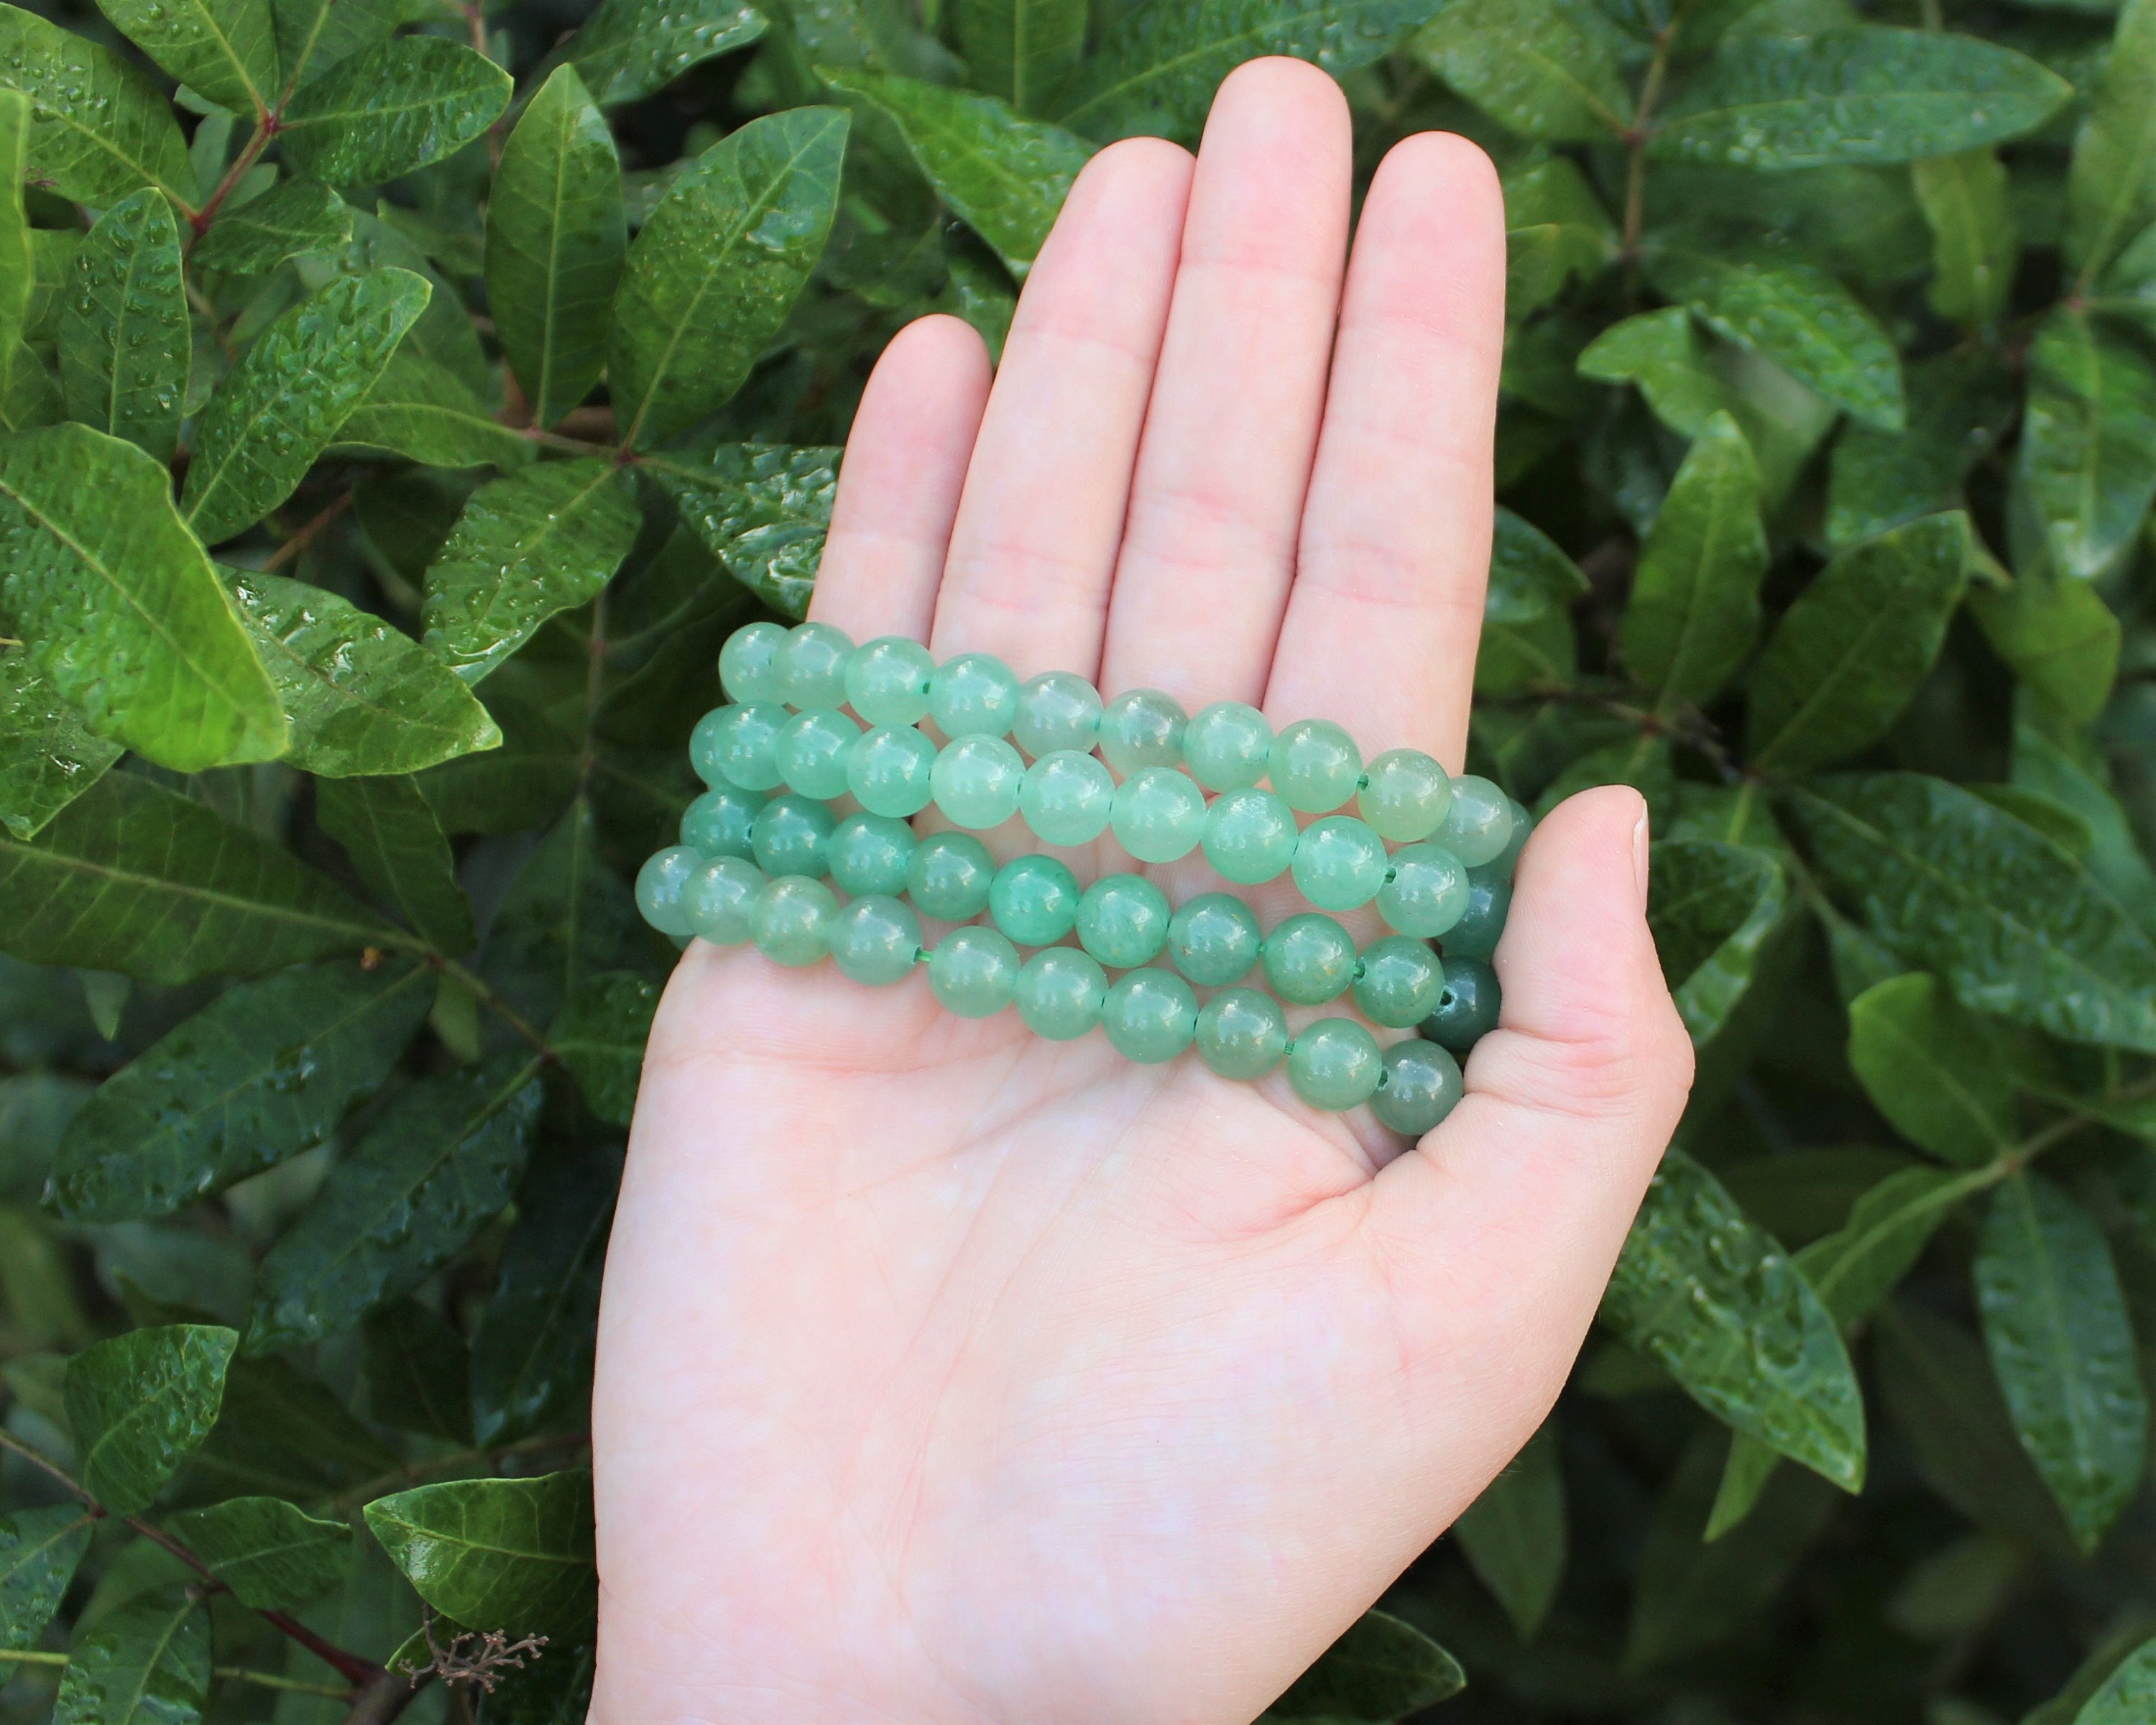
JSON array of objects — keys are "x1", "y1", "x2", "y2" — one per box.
[{"x1": 1631, "y1": 811, "x2": 1651, "y2": 911}]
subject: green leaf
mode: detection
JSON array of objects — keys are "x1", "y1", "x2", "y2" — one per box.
[
  {"x1": 1578, "y1": 305, "x2": 1728, "y2": 438},
  {"x1": 63, "y1": 1323, "x2": 236, "y2": 1513},
  {"x1": 1971, "y1": 572, "x2": 2121, "y2": 726},
  {"x1": 56, "y1": 190, "x2": 188, "y2": 464},
  {"x1": 1451, "y1": 1421, "x2": 1565, "y2": 1641},
  {"x1": 2065, "y1": 0, "x2": 2156, "y2": 281},
  {"x1": 249, "y1": 1052, "x2": 543, "y2": 1351},
  {"x1": 162, "y1": 1496, "x2": 349, "y2": 1609},
  {"x1": 1975, "y1": 1172, "x2": 2148, "y2": 1553},
  {"x1": 316, "y1": 774, "x2": 474, "y2": 953},
  {"x1": 0, "y1": 90, "x2": 32, "y2": 388},
  {"x1": 1747, "y1": 511, "x2": 1970, "y2": 772},
  {"x1": 955, "y1": 0, "x2": 1085, "y2": 114},
  {"x1": 181, "y1": 269, "x2": 431, "y2": 546},
  {"x1": 52, "y1": 1586, "x2": 208, "y2": 1725},
  {"x1": 1799, "y1": 1164, "x2": 1970, "y2": 1330},
  {"x1": 612, "y1": 106, "x2": 847, "y2": 449},
  {"x1": 361, "y1": 1300, "x2": 472, "y2": 1444},
  {"x1": 333, "y1": 350, "x2": 535, "y2": 471},
  {"x1": 1846, "y1": 973, "x2": 2017, "y2": 1166},
  {"x1": 0, "y1": 648, "x2": 121, "y2": 841},
  {"x1": 485, "y1": 65, "x2": 625, "y2": 430},
  {"x1": 2013, "y1": 720, "x2": 2156, "y2": 934},
  {"x1": 189, "y1": 178, "x2": 353, "y2": 275},
  {"x1": 280, "y1": 36, "x2": 510, "y2": 187},
  {"x1": 1475, "y1": 505, "x2": 1585, "y2": 697},
  {"x1": 0, "y1": 1506, "x2": 93, "y2": 1650},
  {"x1": 1621, "y1": 412, "x2": 1766, "y2": 704},
  {"x1": 0, "y1": 5, "x2": 194, "y2": 209},
  {"x1": 2074, "y1": 1637, "x2": 2156, "y2": 1725},
  {"x1": 642, "y1": 443, "x2": 837, "y2": 618},
  {"x1": 1412, "y1": 0, "x2": 1632, "y2": 142},
  {"x1": 484, "y1": 800, "x2": 650, "y2": 1024},
  {"x1": 1265, "y1": 1609, "x2": 1465, "y2": 1720},
  {"x1": 564, "y1": 0, "x2": 766, "y2": 107},
  {"x1": 300, "y1": 208, "x2": 490, "y2": 400},
  {"x1": 1601, "y1": 1149, "x2": 1866, "y2": 1491},
  {"x1": 172, "y1": 1351, "x2": 397, "y2": 1503},
  {"x1": 421, "y1": 459, "x2": 639, "y2": 681},
  {"x1": 93, "y1": 0, "x2": 276, "y2": 116},
  {"x1": 1825, "y1": 351, "x2": 2016, "y2": 551},
  {"x1": 270, "y1": 0, "x2": 393, "y2": 98},
  {"x1": 364, "y1": 1470, "x2": 596, "y2": 1638},
  {"x1": 1647, "y1": 837, "x2": 1789, "y2": 1045},
  {"x1": 1649, "y1": 27, "x2": 2072, "y2": 170},
  {"x1": 1912, "y1": 149, "x2": 2017, "y2": 330},
  {"x1": 2017, "y1": 308, "x2": 2156, "y2": 581},
  {"x1": 550, "y1": 972, "x2": 655, "y2": 1127}
]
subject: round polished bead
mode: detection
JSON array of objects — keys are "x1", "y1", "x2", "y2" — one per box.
[
  {"x1": 1490, "y1": 799, "x2": 1533, "y2": 878},
  {"x1": 1102, "y1": 968, "x2": 1198, "y2": 1064},
  {"x1": 929, "y1": 652, "x2": 1020, "y2": 737},
  {"x1": 1097, "y1": 689, "x2": 1187, "y2": 775},
  {"x1": 1271, "y1": 719, "x2": 1362, "y2": 814},
  {"x1": 1445, "y1": 868, "x2": 1512, "y2": 961},
  {"x1": 1020, "y1": 750, "x2": 1115, "y2": 845},
  {"x1": 752, "y1": 875, "x2": 837, "y2": 967},
  {"x1": 1436, "y1": 774, "x2": 1515, "y2": 868},
  {"x1": 1263, "y1": 913, "x2": 1358, "y2": 1006},
  {"x1": 635, "y1": 845, "x2": 701, "y2": 936},
  {"x1": 1290, "y1": 816, "x2": 1389, "y2": 911},
  {"x1": 1195, "y1": 988, "x2": 1289, "y2": 1080},
  {"x1": 1353, "y1": 936, "x2": 1445, "y2": 1028},
  {"x1": 1167, "y1": 893, "x2": 1263, "y2": 987},
  {"x1": 1016, "y1": 947, "x2": 1107, "y2": 1040},
  {"x1": 693, "y1": 702, "x2": 787, "y2": 791},
  {"x1": 682, "y1": 855, "x2": 764, "y2": 944},
  {"x1": 906, "y1": 832, "x2": 996, "y2": 921},
  {"x1": 844, "y1": 636, "x2": 935, "y2": 725},
  {"x1": 681, "y1": 785, "x2": 765, "y2": 859},
  {"x1": 1111, "y1": 767, "x2": 1207, "y2": 864},
  {"x1": 719, "y1": 620, "x2": 787, "y2": 704},
  {"x1": 1358, "y1": 748, "x2": 1451, "y2": 842},
  {"x1": 826, "y1": 812, "x2": 916, "y2": 898},
  {"x1": 750, "y1": 794, "x2": 837, "y2": 878},
  {"x1": 989, "y1": 854, "x2": 1081, "y2": 946},
  {"x1": 1011, "y1": 671, "x2": 1102, "y2": 758},
  {"x1": 932, "y1": 735, "x2": 1026, "y2": 829},
  {"x1": 1422, "y1": 955, "x2": 1501, "y2": 1052},
  {"x1": 774, "y1": 707, "x2": 861, "y2": 799},
  {"x1": 1287, "y1": 1018, "x2": 1383, "y2": 1111},
  {"x1": 777, "y1": 622, "x2": 854, "y2": 710},
  {"x1": 1371, "y1": 1038, "x2": 1464, "y2": 1136},
  {"x1": 829, "y1": 894, "x2": 923, "y2": 986},
  {"x1": 1182, "y1": 701, "x2": 1273, "y2": 792},
  {"x1": 1075, "y1": 873, "x2": 1171, "y2": 969},
  {"x1": 1377, "y1": 842, "x2": 1470, "y2": 937},
  {"x1": 929, "y1": 926, "x2": 1019, "y2": 1018},
  {"x1": 846, "y1": 724, "x2": 937, "y2": 817},
  {"x1": 1202, "y1": 787, "x2": 1299, "y2": 885}
]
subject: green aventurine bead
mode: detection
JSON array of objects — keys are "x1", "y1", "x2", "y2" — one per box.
[
  {"x1": 1491, "y1": 799, "x2": 1532, "y2": 878},
  {"x1": 931, "y1": 734, "x2": 1026, "y2": 829},
  {"x1": 1102, "y1": 969, "x2": 1197, "y2": 1063},
  {"x1": 1016, "y1": 947, "x2": 1107, "y2": 1040},
  {"x1": 719, "y1": 620, "x2": 786, "y2": 704},
  {"x1": 681, "y1": 785, "x2": 765, "y2": 859},
  {"x1": 1167, "y1": 893, "x2": 1261, "y2": 987},
  {"x1": 1097, "y1": 688, "x2": 1187, "y2": 774},
  {"x1": 1196, "y1": 988, "x2": 1288, "y2": 1080},
  {"x1": 1371, "y1": 1038, "x2": 1463, "y2": 1136},
  {"x1": 1445, "y1": 868, "x2": 1511, "y2": 961},
  {"x1": 1353, "y1": 936, "x2": 1445, "y2": 1028},
  {"x1": 775, "y1": 708, "x2": 861, "y2": 799},
  {"x1": 906, "y1": 832, "x2": 995, "y2": 920},
  {"x1": 1076, "y1": 873, "x2": 1171, "y2": 968},
  {"x1": 1011, "y1": 671, "x2": 1102, "y2": 757},
  {"x1": 753, "y1": 875, "x2": 837, "y2": 966},
  {"x1": 929, "y1": 926, "x2": 1019, "y2": 1017},
  {"x1": 1111, "y1": 767, "x2": 1207, "y2": 863},
  {"x1": 829, "y1": 894, "x2": 923, "y2": 985},
  {"x1": 845, "y1": 636, "x2": 935, "y2": 725},
  {"x1": 1358, "y1": 748, "x2": 1450, "y2": 842},
  {"x1": 696, "y1": 703, "x2": 787, "y2": 791},
  {"x1": 1202, "y1": 787, "x2": 1299, "y2": 884},
  {"x1": 1263, "y1": 913, "x2": 1357, "y2": 1005},
  {"x1": 1183, "y1": 701, "x2": 1273, "y2": 791},
  {"x1": 1436, "y1": 774, "x2": 1515, "y2": 868},
  {"x1": 1271, "y1": 719, "x2": 1362, "y2": 813},
  {"x1": 750, "y1": 794, "x2": 837, "y2": 878},
  {"x1": 778, "y1": 621, "x2": 854, "y2": 709},
  {"x1": 683, "y1": 855, "x2": 764, "y2": 944},
  {"x1": 1290, "y1": 816, "x2": 1388, "y2": 911},
  {"x1": 635, "y1": 845, "x2": 700, "y2": 936},
  {"x1": 847, "y1": 724, "x2": 937, "y2": 817},
  {"x1": 1020, "y1": 750, "x2": 1115, "y2": 845},
  {"x1": 929, "y1": 652, "x2": 1020, "y2": 736},
  {"x1": 1288, "y1": 1019, "x2": 1383, "y2": 1110},
  {"x1": 1422, "y1": 955, "x2": 1501, "y2": 1052},
  {"x1": 826, "y1": 813, "x2": 916, "y2": 898},
  {"x1": 990, "y1": 855, "x2": 1081, "y2": 945},
  {"x1": 1378, "y1": 843, "x2": 1470, "y2": 937}
]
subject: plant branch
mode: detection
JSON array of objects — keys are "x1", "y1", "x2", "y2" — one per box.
[
  {"x1": 1619, "y1": 27, "x2": 1674, "y2": 267},
  {"x1": 424, "y1": 955, "x2": 556, "y2": 1061},
  {"x1": 344, "y1": 1668, "x2": 438, "y2": 1725},
  {"x1": 189, "y1": 117, "x2": 278, "y2": 240},
  {"x1": 264, "y1": 489, "x2": 355, "y2": 571}
]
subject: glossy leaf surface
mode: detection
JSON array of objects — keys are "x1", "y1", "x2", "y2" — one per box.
[
  {"x1": 0, "y1": 5, "x2": 193, "y2": 207},
  {"x1": 163, "y1": 1495, "x2": 350, "y2": 1608},
  {"x1": 63, "y1": 1323, "x2": 236, "y2": 1514},
  {"x1": 1846, "y1": 973, "x2": 2015, "y2": 1167},
  {"x1": 279, "y1": 35, "x2": 511, "y2": 186},
  {"x1": 0, "y1": 1506, "x2": 92, "y2": 1650},
  {"x1": 188, "y1": 178, "x2": 353, "y2": 275},
  {"x1": 0, "y1": 650, "x2": 121, "y2": 841},
  {"x1": 364, "y1": 1469, "x2": 596, "y2": 1637},
  {"x1": 315, "y1": 773, "x2": 475, "y2": 953},
  {"x1": 56, "y1": 188, "x2": 188, "y2": 463},
  {"x1": 642, "y1": 442, "x2": 838, "y2": 617},
  {"x1": 1620, "y1": 410, "x2": 1765, "y2": 704},
  {"x1": 565, "y1": 0, "x2": 765, "y2": 106},
  {"x1": 52, "y1": 1586, "x2": 208, "y2": 1725},
  {"x1": 1265, "y1": 1609, "x2": 1465, "y2": 1720}
]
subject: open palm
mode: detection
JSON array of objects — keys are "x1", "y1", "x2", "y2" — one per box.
[{"x1": 591, "y1": 59, "x2": 1693, "y2": 1725}]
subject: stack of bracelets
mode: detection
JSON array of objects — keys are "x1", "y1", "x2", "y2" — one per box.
[{"x1": 635, "y1": 620, "x2": 1529, "y2": 1138}]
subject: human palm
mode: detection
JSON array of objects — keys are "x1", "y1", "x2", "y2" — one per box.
[{"x1": 592, "y1": 60, "x2": 1693, "y2": 1725}]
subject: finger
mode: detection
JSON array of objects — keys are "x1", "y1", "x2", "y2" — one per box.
[
  {"x1": 931, "y1": 138, "x2": 1194, "y2": 677},
  {"x1": 807, "y1": 314, "x2": 991, "y2": 643},
  {"x1": 1263, "y1": 132, "x2": 1506, "y2": 768},
  {"x1": 1094, "y1": 58, "x2": 1351, "y2": 710}
]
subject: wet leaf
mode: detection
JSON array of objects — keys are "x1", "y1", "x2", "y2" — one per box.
[
  {"x1": 1970, "y1": 571, "x2": 2122, "y2": 726},
  {"x1": 64, "y1": 1323, "x2": 236, "y2": 1513},
  {"x1": 549, "y1": 973, "x2": 655, "y2": 1127},
  {"x1": 1475, "y1": 506, "x2": 1585, "y2": 697},
  {"x1": 162, "y1": 1496, "x2": 350, "y2": 1609},
  {"x1": 57, "y1": 188, "x2": 188, "y2": 464},
  {"x1": 564, "y1": 0, "x2": 765, "y2": 107},
  {"x1": 189, "y1": 178, "x2": 353, "y2": 275},
  {"x1": 333, "y1": 350, "x2": 535, "y2": 470},
  {"x1": 94, "y1": 0, "x2": 276, "y2": 117},
  {"x1": 955, "y1": 0, "x2": 1085, "y2": 114},
  {"x1": 2017, "y1": 308, "x2": 2156, "y2": 581},
  {"x1": 0, "y1": 649, "x2": 121, "y2": 841},
  {"x1": 280, "y1": 35, "x2": 510, "y2": 187},
  {"x1": 0, "y1": 4, "x2": 193, "y2": 208},
  {"x1": 1846, "y1": 972, "x2": 2017, "y2": 1166},
  {"x1": 1648, "y1": 837, "x2": 1789, "y2": 1045},
  {"x1": 364, "y1": 1469, "x2": 596, "y2": 1638},
  {"x1": 0, "y1": 1506, "x2": 93, "y2": 1650},
  {"x1": 642, "y1": 442, "x2": 837, "y2": 618},
  {"x1": 1912, "y1": 149, "x2": 2017, "y2": 330},
  {"x1": 1621, "y1": 411, "x2": 1766, "y2": 704},
  {"x1": 1412, "y1": 0, "x2": 1631, "y2": 142},
  {"x1": 52, "y1": 1586, "x2": 208, "y2": 1725},
  {"x1": 1825, "y1": 351, "x2": 2016, "y2": 551},
  {"x1": 315, "y1": 773, "x2": 475, "y2": 953},
  {"x1": 2065, "y1": 0, "x2": 2156, "y2": 281}
]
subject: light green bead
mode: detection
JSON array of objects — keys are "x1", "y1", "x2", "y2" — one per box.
[
  {"x1": 929, "y1": 652, "x2": 1019, "y2": 737},
  {"x1": 1182, "y1": 701, "x2": 1273, "y2": 791},
  {"x1": 1288, "y1": 1019, "x2": 1383, "y2": 1110},
  {"x1": 906, "y1": 832, "x2": 995, "y2": 921},
  {"x1": 778, "y1": 622, "x2": 854, "y2": 709},
  {"x1": 1353, "y1": 936, "x2": 1445, "y2": 1027},
  {"x1": 750, "y1": 794, "x2": 837, "y2": 878},
  {"x1": 1012, "y1": 671, "x2": 1102, "y2": 757},
  {"x1": 1358, "y1": 748, "x2": 1450, "y2": 842},
  {"x1": 635, "y1": 845, "x2": 700, "y2": 936},
  {"x1": 1098, "y1": 688, "x2": 1187, "y2": 774},
  {"x1": 1371, "y1": 1038, "x2": 1463, "y2": 1136},
  {"x1": 682, "y1": 855, "x2": 764, "y2": 944},
  {"x1": 847, "y1": 724, "x2": 937, "y2": 817},
  {"x1": 1020, "y1": 750, "x2": 1115, "y2": 845},
  {"x1": 844, "y1": 636, "x2": 935, "y2": 725},
  {"x1": 753, "y1": 875, "x2": 837, "y2": 967},
  {"x1": 1202, "y1": 788, "x2": 1299, "y2": 884},
  {"x1": 1435, "y1": 774, "x2": 1515, "y2": 868},
  {"x1": 694, "y1": 703, "x2": 787, "y2": 791},
  {"x1": 1016, "y1": 948, "x2": 1107, "y2": 1041},
  {"x1": 826, "y1": 813, "x2": 916, "y2": 898},
  {"x1": 1166, "y1": 893, "x2": 1262, "y2": 987},
  {"x1": 1101, "y1": 968, "x2": 1197, "y2": 1064},
  {"x1": 1111, "y1": 767, "x2": 1207, "y2": 863},
  {"x1": 1377, "y1": 842, "x2": 1470, "y2": 938},
  {"x1": 1195, "y1": 988, "x2": 1288, "y2": 1080},
  {"x1": 1289, "y1": 816, "x2": 1388, "y2": 911},
  {"x1": 719, "y1": 620, "x2": 787, "y2": 704},
  {"x1": 1271, "y1": 718, "x2": 1362, "y2": 814},
  {"x1": 1076, "y1": 873, "x2": 1171, "y2": 969},
  {"x1": 829, "y1": 894, "x2": 923, "y2": 986},
  {"x1": 929, "y1": 926, "x2": 1019, "y2": 1018},
  {"x1": 1263, "y1": 912, "x2": 1357, "y2": 1005},
  {"x1": 775, "y1": 707, "x2": 861, "y2": 799},
  {"x1": 990, "y1": 854, "x2": 1081, "y2": 946},
  {"x1": 931, "y1": 734, "x2": 1025, "y2": 829},
  {"x1": 681, "y1": 786, "x2": 765, "y2": 859}
]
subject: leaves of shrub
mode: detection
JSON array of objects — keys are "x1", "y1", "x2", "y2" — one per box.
[
  {"x1": 365, "y1": 1470, "x2": 596, "y2": 1637},
  {"x1": 63, "y1": 1323, "x2": 236, "y2": 1513}
]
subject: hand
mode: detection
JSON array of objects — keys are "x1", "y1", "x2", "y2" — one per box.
[{"x1": 591, "y1": 58, "x2": 1694, "y2": 1725}]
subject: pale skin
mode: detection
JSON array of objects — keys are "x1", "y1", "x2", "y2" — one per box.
[{"x1": 591, "y1": 58, "x2": 1695, "y2": 1725}]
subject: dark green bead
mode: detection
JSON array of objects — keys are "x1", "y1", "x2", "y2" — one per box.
[
  {"x1": 829, "y1": 894, "x2": 923, "y2": 985},
  {"x1": 1195, "y1": 988, "x2": 1288, "y2": 1080},
  {"x1": 929, "y1": 926, "x2": 1019, "y2": 1018},
  {"x1": 1271, "y1": 718, "x2": 1361, "y2": 814},
  {"x1": 1353, "y1": 936, "x2": 1445, "y2": 1028},
  {"x1": 990, "y1": 854, "x2": 1081, "y2": 945},
  {"x1": 1287, "y1": 1018, "x2": 1382, "y2": 1110},
  {"x1": 1422, "y1": 955, "x2": 1501, "y2": 1052},
  {"x1": 1101, "y1": 968, "x2": 1198, "y2": 1064},
  {"x1": 682, "y1": 856, "x2": 764, "y2": 944},
  {"x1": 906, "y1": 832, "x2": 995, "y2": 921},
  {"x1": 635, "y1": 845, "x2": 700, "y2": 936},
  {"x1": 1289, "y1": 815, "x2": 1388, "y2": 911},
  {"x1": 1262, "y1": 912, "x2": 1357, "y2": 1005},
  {"x1": 1015, "y1": 948, "x2": 1106, "y2": 1040},
  {"x1": 1166, "y1": 893, "x2": 1262, "y2": 987},
  {"x1": 681, "y1": 786, "x2": 765, "y2": 859},
  {"x1": 1444, "y1": 868, "x2": 1511, "y2": 961},
  {"x1": 1097, "y1": 688, "x2": 1187, "y2": 774},
  {"x1": 1075, "y1": 873, "x2": 1171, "y2": 969},
  {"x1": 752, "y1": 875, "x2": 837, "y2": 967},
  {"x1": 1491, "y1": 799, "x2": 1532, "y2": 878},
  {"x1": 1371, "y1": 1038, "x2": 1464, "y2": 1136},
  {"x1": 750, "y1": 794, "x2": 837, "y2": 878},
  {"x1": 826, "y1": 813, "x2": 916, "y2": 898}
]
